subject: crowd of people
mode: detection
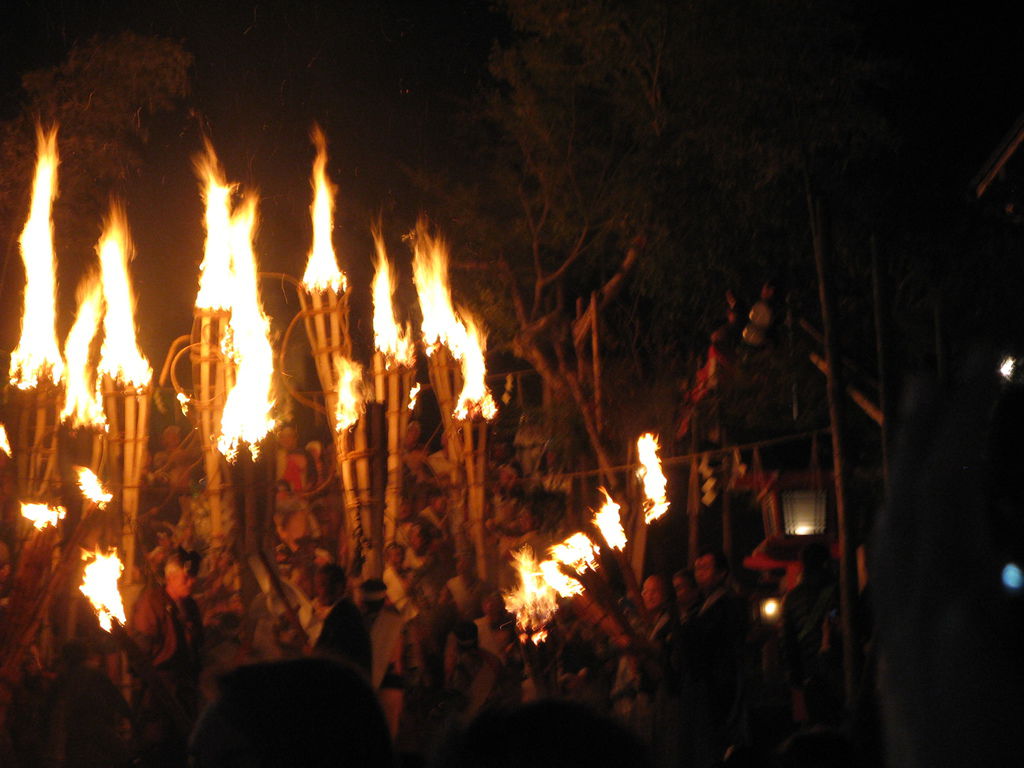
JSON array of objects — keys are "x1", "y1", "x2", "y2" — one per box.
[{"x1": 0, "y1": 415, "x2": 862, "y2": 768}]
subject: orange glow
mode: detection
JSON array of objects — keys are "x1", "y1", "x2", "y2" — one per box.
[
  {"x1": 539, "y1": 558, "x2": 583, "y2": 598},
  {"x1": 96, "y1": 203, "x2": 152, "y2": 389},
  {"x1": 411, "y1": 223, "x2": 497, "y2": 420},
  {"x1": 217, "y1": 195, "x2": 277, "y2": 461},
  {"x1": 61, "y1": 277, "x2": 107, "y2": 429},
  {"x1": 302, "y1": 126, "x2": 345, "y2": 293},
  {"x1": 9, "y1": 125, "x2": 64, "y2": 389},
  {"x1": 77, "y1": 467, "x2": 112, "y2": 507},
  {"x1": 592, "y1": 487, "x2": 627, "y2": 551},
  {"x1": 21, "y1": 502, "x2": 66, "y2": 531},
  {"x1": 504, "y1": 545, "x2": 559, "y2": 644},
  {"x1": 79, "y1": 548, "x2": 126, "y2": 632},
  {"x1": 453, "y1": 315, "x2": 498, "y2": 421},
  {"x1": 0, "y1": 425, "x2": 10, "y2": 456},
  {"x1": 637, "y1": 433, "x2": 670, "y2": 523},
  {"x1": 334, "y1": 357, "x2": 364, "y2": 432},
  {"x1": 549, "y1": 532, "x2": 600, "y2": 574},
  {"x1": 194, "y1": 142, "x2": 235, "y2": 311},
  {"x1": 371, "y1": 228, "x2": 414, "y2": 367}
]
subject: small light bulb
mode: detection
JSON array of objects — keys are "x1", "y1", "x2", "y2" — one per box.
[
  {"x1": 1002, "y1": 562, "x2": 1023, "y2": 593},
  {"x1": 999, "y1": 356, "x2": 1016, "y2": 381},
  {"x1": 761, "y1": 598, "x2": 780, "y2": 619}
]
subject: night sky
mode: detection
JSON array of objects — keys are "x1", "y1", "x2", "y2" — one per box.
[{"x1": 0, "y1": 0, "x2": 1022, "y2": 368}]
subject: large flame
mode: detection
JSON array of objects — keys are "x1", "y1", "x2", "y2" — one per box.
[
  {"x1": 79, "y1": 548, "x2": 126, "y2": 632},
  {"x1": 549, "y1": 532, "x2": 601, "y2": 574},
  {"x1": 217, "y1": 195, "x2": 277, "y2": 461},
  {"x1": 21, "y1": 502, "x2": 66, "y2": 530},
  {"x1": 592, "y1": 487, "x2": 627, "y2": 551},
  {"x1": 539, "y1": 558, "x2": 583, "y2": 598},
  {"x1": 503, "y1": 545, "x2": 559, "y2": 644},
  {"x1": 194, "y1": 143, "x2": 235, "y2": 311},
  {"x1": 637, "y1": 433, "x2": 670, "y2": 523},
  {"x1": 95, "y1": 203, "x2": 152, "y2": 389},
  {"x1": 453, "y1": 314, "x2": 497, "y2": 420},
  {"x1": 302, "y1": 126, "x2": 345, "y2": 293},
  {"x1": 77, "y1": 467, "x2": 112, "y2": 507},
  {"x1": 411, "y1": 223, "x2": 459, "y2": 356},
  {"x1": 0, "y1": 424, "x2": 10, "y2": 456},
  {"x1": 411, "y1": 223, "x2": 496, "y2": 420},
  {"x1": 334, "y1": 357, "x2": 364, "y2": 432},
  {"x1": 61, "y1": 276, "x2": 107, "y2": 429},
  {"x1": 9, "y1": 125, "x2": 64, "y2": 389},
  {"x1": 371, "y1": 228, "x2": 414, "y2": 366}
]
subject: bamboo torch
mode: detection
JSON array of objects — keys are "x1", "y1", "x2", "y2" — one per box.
[
  {"x1": 95, "y1": 203, "x2": 154, "y2": 584},
  {"x1": 8, "y1": 124, "x2": 65, "y2": 501}
]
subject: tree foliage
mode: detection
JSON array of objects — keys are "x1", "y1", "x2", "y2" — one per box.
[
  {"x1": 0, "y1": 31, "x2": 192, "y2": 325},
  {"x1": 430, "y1": 0, "x2": 890, "y2": 475}
]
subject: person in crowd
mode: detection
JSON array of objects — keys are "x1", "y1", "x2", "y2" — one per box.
[
  {"x1": 474, "y1": 590, "x2": 514, "y2": 663},
  {"x1": 189, "y1": 656, "x2": 394, "y2": 767},
  {"x1": 383, "y1": 541, "x2": 417, "y2": 620},
  {"x1": 274, "y1": 497, "x2": 322, "y2": 598},
  {"x1": 693, "y1": 550, "x2": 748, "y2": 761},
  {"x1": 274, "y1": 424, "x2": 313, "y2": 496},
  {"x1": 781, "y1": 541, "x2": 842, "y2": 727},
  {"x1": 442, "y1": 620, "x2": 502, "y2": 720},
  {"x1": 313, "y1": 564, "x2": 372, "y2": 678},
  {"x1": 673, "y1": 568, "x2": 702, "y2": 624},
  {"x1": 430, "y1": 698, "x2": 653, "y2": 768},
  {"x1": 440, "y1": 548, "x2": 487, "y2": 622},
  {"x1": 44, "y1": 640, "x2": 132, "y2": 768},
  {"x1": 359, "y1": 578, "x2": 407, "y2": 736},
  {"x1": 130, "y1": 549, "x2": 203, "y2": 767}
]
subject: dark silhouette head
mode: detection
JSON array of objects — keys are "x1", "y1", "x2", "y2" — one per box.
[
  {"x1": 190, "y1": 657, "x2": 393, "y2": 767},
  {"x1": 431, "y1": 699, "x2": 651, "y2": 768}
]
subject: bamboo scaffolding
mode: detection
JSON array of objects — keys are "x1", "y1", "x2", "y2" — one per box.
[
  {"x1": 191, "y1": 309, "x2": 231, "y2": 545},
  {"x1": 13, "y1": 385, "x2": 62, "y2": 500}
]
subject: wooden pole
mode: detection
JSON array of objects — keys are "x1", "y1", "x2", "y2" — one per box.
[
  {"x1": 870, "y1": 235, "x2": 891, "y2": 498},
  {"x1": 809, "y1": 192, "x2": 861, "y2": 706},
  {"x1": 686, "y1": 419, "x2": 701, "y2": 565}
]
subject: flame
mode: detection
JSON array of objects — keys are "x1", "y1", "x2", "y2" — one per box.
[
  {"x1": 592, "y1": 487, "x2": 627, "y2": 551},
  {"x1": 61, "y1": 276, "x2": 107, "y2": 429},
  {"x1": 79, "y1": 548, "x2": 126, "y2": 632},
  {"x1": 334, "y1": 357, "x2": 364, "y2": 432},
  {"x1": 549, "y1": 532, "x2": 600, "y2": 574},
  {"x1": 176, "y1": 392, "x2": 190, "y2": 415},
  {"x1": 539, "y1": 558, "x2": 583, "y2": 598},
  {"x1": 77, "y1": 467, "x2": 112, "y2": 507},
  {"x1": 21, "y1": 502, "x2": 66, "y2": 530},
  {"x1": 503, "y1": 545, "x2": 559, "y2": 644},
  {"x1": 95, "y1": 203, "x2": 152, "y2": 389},
  {"x1": 0, "y1": 425, "x2": 10, "y2": 456},
  {"x1": 407, "y1": 382, "x2": 421, "y2": 411},
  {"x1": 217, "y1": 195, "x2": 277, "y2": 461},
  {"x1": 637, "y1": 433, "x2": 670, "y2": 523},
  {"x1": 194, "y1": 142, "x2": 235, "y2": 311},
  {"x1": 411, "y1": 223, "x2": 496, "y2": 420},
  {"x1": 371, "y1": 228, "x2": 415, "y2": 367},
  {"x1": 9, "y1": 125, "x2": 64, "y2": 389},
  {"x1": 452, "y1": 315, "x2": 498, "y2": 421},
  {"x1": 302, "y1": 126, "x2": 345, "y2": 293}
]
